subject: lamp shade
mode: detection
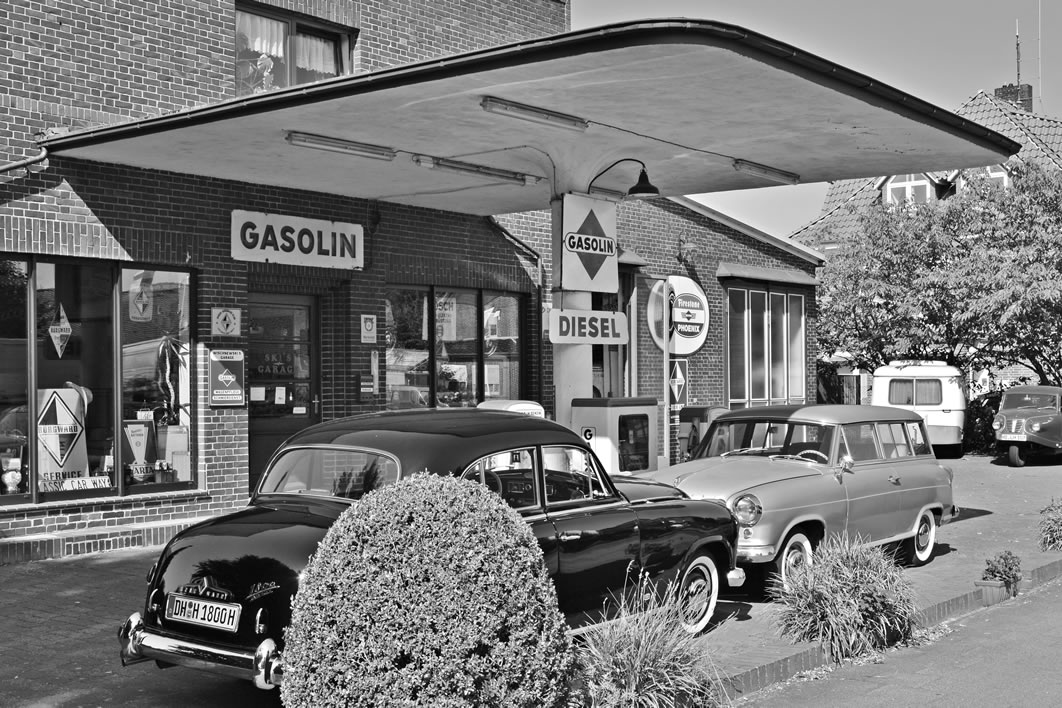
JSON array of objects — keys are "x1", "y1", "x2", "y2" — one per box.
[{"x1": 627, "y1": 168, "x2": 660, "y2": 198}]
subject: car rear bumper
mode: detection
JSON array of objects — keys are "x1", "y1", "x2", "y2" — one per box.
[{"x1": 118, "y1": 612, "x2": 283, "y2": 690}]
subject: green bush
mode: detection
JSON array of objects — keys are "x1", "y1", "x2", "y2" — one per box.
[
  {"x1": 574, "y1": 573, "x2": 729, "y2": 708},
  {"x1": 771, "y1": 534, "x2": 917, "y2": 663},
  {"x1": 982, "y1": 550, "x2": 1023, "y2": 586},
  {"x1": 281, "y1": 473, "x2": 576, "y2": 708},
  {"x1": 1039, "y1": 499, "x2": 1062, "y2": 552}
]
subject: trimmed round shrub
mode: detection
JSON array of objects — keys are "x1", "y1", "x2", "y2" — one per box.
[
  {"x1": 770, "y1": 533, "x2": 916, "y2": 663},
  {"x1": 281, "y1": 473, "x2": 576, "y2": 708}
]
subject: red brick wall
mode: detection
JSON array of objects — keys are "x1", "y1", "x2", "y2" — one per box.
[{"x1": 0, "y1": 0, "x2": 567, "y2": 549}]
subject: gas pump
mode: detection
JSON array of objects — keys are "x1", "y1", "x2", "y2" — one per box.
[{"x1": 570, "y1": 397, "x2": 658, "y2": 477}]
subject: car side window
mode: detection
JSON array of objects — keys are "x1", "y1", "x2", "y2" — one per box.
[
  {"x1": 542, "y1": 446, "x2": 612, "y2": 506},
  {"x1": 840, "y1": 423, "x2": 883, "y2": 462},
  {"x1": 905, "y1": 422, "x2": 933, "y2": 455},
  {"x1": 461, "y1": 448, "x2": 539, "y2": 510},
  {"x1": 877, "y1": 422, "x2": 911, "y2": 458}
]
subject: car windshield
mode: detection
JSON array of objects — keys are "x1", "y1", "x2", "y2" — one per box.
[
  {"x1": 257, "y1": 446, "x2": 400, "y2": 500},
  {"x1": 695, "y1": 420, "x2": 835, "y2": 461},
  {"x1": 1000, "y1": 392, "x2": 1058, "y2": 411}
]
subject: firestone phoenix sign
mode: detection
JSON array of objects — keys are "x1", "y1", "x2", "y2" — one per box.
[{"x1": 231, "y1": 210, "x2": 364, "y2": 270}]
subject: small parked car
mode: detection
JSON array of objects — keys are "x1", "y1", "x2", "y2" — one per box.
[
  {"x1": 992, "y1": 385, "x2": 1062, "y2": 467},
  {"x1": 644, "y1": 404, "x2": 959, "y2": 588},
  {"x1": 118, "y1": 409, "x2": 742, "y2": 691}
]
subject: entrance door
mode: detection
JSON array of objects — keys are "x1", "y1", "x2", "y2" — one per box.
[{"x1": 248, "y1": 294, "x2": 318, "y2": 494}]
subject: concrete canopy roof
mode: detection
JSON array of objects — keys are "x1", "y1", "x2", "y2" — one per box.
[{"x1": 39, "y1": 20, "x2": 1021, "y2": 216}]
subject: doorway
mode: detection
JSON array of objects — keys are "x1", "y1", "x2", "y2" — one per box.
[{"x1": 247, "y1": 294, "x2": 318, "y2": 494}]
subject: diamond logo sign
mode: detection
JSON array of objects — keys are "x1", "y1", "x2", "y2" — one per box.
[
  {"x1": 48, "y1": 304, "x2": 73, "y2": 358},
  {"x1": 561, "y1": 194, "x2": 618, "y2": 293},
  {"x1": 37, "y1": 390, "x2": 85, "y2": 467}
]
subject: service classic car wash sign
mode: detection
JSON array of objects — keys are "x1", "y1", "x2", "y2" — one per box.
[
  {"x1": 231, "y1": 210, "x2": 364, "y2": 270},
  {"x1": 560, "y1": 194, "x2": 617, "y2": 292}
]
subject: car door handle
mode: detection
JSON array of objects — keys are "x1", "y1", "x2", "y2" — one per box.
[
  {"x1": 559, "y1": 531, "x2": 584, "y2": 542},
  {"x1": 889, "y1": 474, "x2": 901, "y2": 484}
]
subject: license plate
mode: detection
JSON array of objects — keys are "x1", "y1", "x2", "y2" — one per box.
[
  {"x1": 997, "y1": 433, "x2": 1027, "y2": 442},
  {"x1": 166, "y1": 593, "x2": 241, "y2": 632}
]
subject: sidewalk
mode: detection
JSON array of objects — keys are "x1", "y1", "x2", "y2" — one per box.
[
  {"x1": 1, "y1": 454, "x2": 1059, "y2": 707},
  {"x1": 706, "y1": 453, "x2": 1062, "y2": 700}
]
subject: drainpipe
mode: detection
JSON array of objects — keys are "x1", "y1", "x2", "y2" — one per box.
[{"x1": 0, "y1": 147, "x2": 49, "y2": 175}]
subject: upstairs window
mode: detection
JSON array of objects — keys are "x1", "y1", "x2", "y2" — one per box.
[
  {"x1": 236, "y1": 6, "x2": 352, "y2": 96},
  {"x1": 885, "y1": 173, "x2": 931, "y2": 205}
]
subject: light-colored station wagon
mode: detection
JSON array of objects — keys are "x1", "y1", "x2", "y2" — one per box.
[{"x1": 646, "y1": 404, "x2": 959, "y2": 587}]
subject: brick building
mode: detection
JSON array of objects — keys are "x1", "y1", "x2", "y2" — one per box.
[{"x1": 5, "y1": 2, "x2": 1010, "y2": 563}]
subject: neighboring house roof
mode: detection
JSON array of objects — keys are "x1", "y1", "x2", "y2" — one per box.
[{"x1": 791, "y1": 91, "x2": 1062, "y2": 247}]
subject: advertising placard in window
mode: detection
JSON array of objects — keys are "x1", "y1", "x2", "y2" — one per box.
[{"x1": 209, "y1": 349, "x2": 246, "y2": 407}]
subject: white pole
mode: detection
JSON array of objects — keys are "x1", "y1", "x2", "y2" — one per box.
[{"x1": 661, "y1": 276, "x2": 670, "y2": 473}]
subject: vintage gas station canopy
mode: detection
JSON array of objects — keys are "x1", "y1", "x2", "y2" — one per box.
[{"x1": 40, "y1": 19, "x2": 1021, "y2": 215}]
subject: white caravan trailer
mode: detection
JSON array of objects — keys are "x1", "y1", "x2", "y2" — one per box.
[{"x1": 871, "y1": 360, "x2": 966, "y2": 458}]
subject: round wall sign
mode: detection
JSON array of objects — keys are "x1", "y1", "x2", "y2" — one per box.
[{"x1": 646, "y1": 275, "x2": 709, "y2": 355}]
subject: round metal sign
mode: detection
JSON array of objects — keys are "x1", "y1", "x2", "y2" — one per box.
[{"x1": 647, "y1": 275, "x2": 709, "y2": 355}]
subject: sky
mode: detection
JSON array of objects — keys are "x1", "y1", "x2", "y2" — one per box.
[{"x1": 570, "y1": 0, "x2": 1057, "y2": 236}]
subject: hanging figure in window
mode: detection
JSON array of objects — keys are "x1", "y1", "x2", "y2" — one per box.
[{"x1": 236, "y1": 32, "x2": 275, "y2": 94}]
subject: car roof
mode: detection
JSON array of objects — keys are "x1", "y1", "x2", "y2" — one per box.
[
  {"x1": 270, "y1": 409, "x2": 585, "y2": 480},
  {"x1": 713, "y1": 404, "x2": 924, "y2": 425},
  {"x1": 1001, "y1": 385, "x2": 1062, "y2": 395}
]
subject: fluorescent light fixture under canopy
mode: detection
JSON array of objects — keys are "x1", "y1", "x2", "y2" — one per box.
[
  {"x1": 412, "y1": 154, "x2": 541, "y2": 186},
  {"x1": 732, "y1": 158, "x2": 800, "y2": 185},
  {"x1": 285, "y1": 131, "x2": 397, "y2": 161},
  {"x1": 481, "y1": 96, "x2": 589, "y2": 132}
]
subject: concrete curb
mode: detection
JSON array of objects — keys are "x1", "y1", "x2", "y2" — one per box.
[{"x1": 722, "y1": 556, "x2": 1062, "y2": 698}]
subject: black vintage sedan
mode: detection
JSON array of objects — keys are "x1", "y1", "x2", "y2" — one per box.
[{"x1": 118, "y1": 409, "x2": 742, "y2": 691}]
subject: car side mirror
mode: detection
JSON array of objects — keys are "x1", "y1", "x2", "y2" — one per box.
[{"x1": 835, "y1": 455, "x2": 855, "y2": 477}]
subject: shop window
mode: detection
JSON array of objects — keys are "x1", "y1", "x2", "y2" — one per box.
[
  {"x1": 1, "y1": 259, "x2": 194, "y2": 506},
  {"x1": 235, "y1": 5, "x2": 352, "y2": 96},
  {"x1": 120, "y1": 269, "x2": 192, "y2": 485},
  {"x1": 727, "y1": 288, "x2": 806, "y2": 408},
  {"x1": 385, "y1": 287, "x2": 524, "y2": 408}
]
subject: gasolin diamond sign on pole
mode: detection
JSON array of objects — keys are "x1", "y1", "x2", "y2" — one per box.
[{"x1": 561, "y1": 194, "x2": 618, "y2": 293}]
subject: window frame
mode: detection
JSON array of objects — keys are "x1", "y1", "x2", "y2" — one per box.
[
  {"x1": 235, "y1": 1, "x2": 355, "y2": 96},
  {"x1": 885, "y1": 173, "x2": 933, "y2": 205},
  {"x1": 726, "y1": 285, "x2": 807, "y2": 408}
]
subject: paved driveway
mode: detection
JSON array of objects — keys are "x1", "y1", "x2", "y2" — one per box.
[{"x1": 1, "y1": 453, "x2": 1060, "y2": 706}]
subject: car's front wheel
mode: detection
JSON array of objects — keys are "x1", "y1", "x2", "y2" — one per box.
[
  {"x1": 774, "y1": 531, "x2": 813, "y2": 588},
  {"x1": 903, "y1": 509, "x2": 937, "y2": 566},
  {"x1": 1008, "y1": 444, "x2": 1026, "y2": 468},
  {"x1": 677, "y1": 553, "x2": 719, "y2": 634}
]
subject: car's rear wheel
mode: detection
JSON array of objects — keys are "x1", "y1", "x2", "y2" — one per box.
[
  {"x1": 1008, "y1": 444, "x2": 1026, "y2": 468},
  {"x1": 677, "y1": 553, "x2": 719, "y2": 634},
  {"x1": 774, "y1": 531, "x2": 813, "y2": 588},
  {"x1": 903, "y1": 509, "x2": 937, "y2": 566}
]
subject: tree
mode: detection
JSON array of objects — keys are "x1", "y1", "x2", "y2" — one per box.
[{"x1": 817, "y1": 161, "x2": 1062, "y2": 384}]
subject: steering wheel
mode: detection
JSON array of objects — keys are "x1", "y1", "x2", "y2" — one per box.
[
  {"x1": 482, "y1": 469, "x2": 503, "y2": 495},
  {"x1": 796, "y1": 449, "x2": 829, "y2": 463}
]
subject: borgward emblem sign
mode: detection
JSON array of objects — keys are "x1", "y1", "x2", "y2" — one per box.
[
  {"x1": 218, "y1": 369, "x2": 237, "y2": 387},
  {"x1": 564, "y1": 210, "x2": 615, "y2": 280},
  {"x1": 36, "y1": 391, "x2": 85, "y2": 467}
]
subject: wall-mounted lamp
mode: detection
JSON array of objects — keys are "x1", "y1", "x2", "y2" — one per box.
[
  {"x1": 676, "y1": 234, "x2": 696, "y2": 266},
  {"x1": 412, "y1": 154, "x2": 542, "y2": 186},
  {"x1": 480, "y1": 96, "x2": 589, "y2": 132},
  {"x1": 587, "y1": 158, "x2": 660, "y2": 199},
  {"x1": 285, "y1": 131, "x2": 397, "y2": 161},
  {"x1": 732, "y1": 158, "x2": 800, "y2": 185}
]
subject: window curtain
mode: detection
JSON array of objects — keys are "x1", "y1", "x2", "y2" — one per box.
[{"x1": 237, "y1": 12, "x2": 286, "y2": 58}]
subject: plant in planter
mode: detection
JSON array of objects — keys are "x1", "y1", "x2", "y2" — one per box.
[{"x1": 976, "y1": 550, "x2": 1023, "y2": 606}]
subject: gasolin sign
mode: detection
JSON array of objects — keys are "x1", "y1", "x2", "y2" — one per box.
[
  {"x1": 560, "y1": 194, "x2": 617, "y2": 293},
  {"x1": 231, "y1": 209, "x2": 364, "y2": 271},
  {"x1": 548, "y1": 309, "x2": 629, "y2": 345}
]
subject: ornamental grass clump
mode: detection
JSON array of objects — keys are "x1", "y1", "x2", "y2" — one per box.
[
  {"x1": 1039, "y1": 498, "x2": 1062, "y2": 552},
  {"x1": 574, "y1": 573, "x2": 730, "y2": 708},
  {"x1": 771, "y1": 533, "x2": 917, "y2": 663},
  {"x1": 281, "y1": 473, "x2": 576, "y2": 708}
]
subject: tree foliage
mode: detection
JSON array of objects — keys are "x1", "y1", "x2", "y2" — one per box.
[{"x1": 817, "y1": 161, "x2": 1062, "y2": 384}]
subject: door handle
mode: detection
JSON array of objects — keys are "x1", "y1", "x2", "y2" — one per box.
[
  {"x1": 559, "y1": 531, "x2": 584, "y2": 542},
  {"x1": 312, "y1": 394, "x2": 320, "y2": 415},
  {"x1": 888, "y1": 474, "x2": 901, "y2": 484}
]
